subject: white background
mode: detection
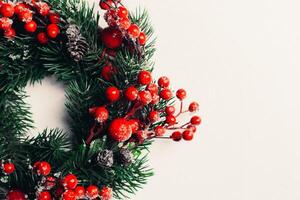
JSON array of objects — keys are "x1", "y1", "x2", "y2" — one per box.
[{"x1": 25, "y1": 0, "x2": 300, "y2": 199}]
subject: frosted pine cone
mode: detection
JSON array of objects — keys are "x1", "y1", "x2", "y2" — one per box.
[
  {"x1": 119, "y1": 148, "x2": 134, "y2": 167},
  {"x1": 97, "y1": 150, "x2": 114, "y2": 168}
]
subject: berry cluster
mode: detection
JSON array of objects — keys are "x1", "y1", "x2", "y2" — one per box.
[
  {"x1": 89, "y1": 66, "x2": 201, "y2": 145},
  {"x1": 99, "y1": 0, "x2": 147, "y2": 50},
  {"x1": 5, "y1": 161, "x2": 113, "y2": 200},
  {"x1": 0, "y1": 0, "x2": 60, "y2": 43}
]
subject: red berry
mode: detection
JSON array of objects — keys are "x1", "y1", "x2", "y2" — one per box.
[
  {"x1": 38, "y1": 191, "x2": 51, "y2": 200},
  {"x1": 171, "y1": 131, "x2": 182, "y2": 142},
  {"x1": 0, "y1": 17, "x2": 12, "y2": 30},
  {"x1": 125, "y1": 86, "x2": 139, "y2": 101},
  {"x1": 74, "y1": 186, "x2": 85, "y2": 199},
  {"x1": 165, "y1": 106, "x2": 176, "y2": 115},
  {"x1": 94, "y1": 107, "x2": 109, "y2": 122},
  {"x1": 127, "y1": 24, "x2": 140, "y2": 38},
  {"x1": 18, "y1": 9, "x2": 33, "y2": 22},
  {"x1": 37, "y1": 32, "x2": 48, "y2": 44},
  {"x1": 155, "y1": 126, "x2": 166, "y2": 136},
  {"x1": 14, "y1": 3, "x2": 27, "y2": 15},
  {"x1": 101, "y1": 64, "x2": 116, "y2": 81},
  {"x1": 191, "y1": 116, "x2": 201, "y2": 125},
  {"x1": 100, "y1": 187, "x2": 113, "y2": 200},
  {"x1": 182, "y1": 130, "x2": 194, "y2": 141},
  {"x1": 86, "y1": 185, "x2": 99, "y2": 199},
  {"x1": 62, "y1": 190, "x2": 76, "y2": 200},
  {"x1": 35, "y1": 161, "x2": 51, "y2": 176},
  {"x1": 36, "y1": 2, "x2": 50, "y2": 16},
  {"x1": 136, "y1": 130, "x2": 147, "y2": 143},
  {"x1": 49, "y1": 12, "x2": 60, "y2": 24},
  {"x1": 109, "y1": 118, "x2": 132, "y2": 142},
  {"x1": 149, "y1": 111, "x2": 160, "y2": 122},
  {"x1": 187, "y1": 125, "x2": 197, "y2": 133},
  {"x1": 64, "y1": 174, "x2": 78, "y2": 190},
  {"x1": 165, "y1": 115, "x2": 176, "y2": 125},
  {"x1": 176, "y1": 89, "x2": 187, "y2": 100},
  {"x1": 3, "y1": 162, "x2": 15, "y2": 174},
  {"x1": 150, "y1": 93, "x2": 159, "y2": 105},
  {"x1": 138, "y1": 70, "x2": 152, "y2": 85},
  {"x1": 45, "y1": 176, "x2": 56, "y2": 189},
  {"x1": 6, "y1": 190, "x2": 26, "y2": 200},
  {"x1": 99, "y1": 0, "x2": 113, "y2": 10},
  {"x1": 24, "y1": 20, "x2": 37, "y2": 33},
  {"x1": 158, "y1": 76, "x2": 170, "y2": 88},
  {"x1": 189, "y1": 102, "x2": 199, "y2": 112},
  {"x1": 139, "y1": 90, "x2": 152, "y2": 105},
  {"x1": 160, "y1": 88, "x2": 173, "y2": 100},
  {"x1": 138, "y1": 32, "x2": 146, "y2": 45},
  {"x1": 4, "y1": 28, "x2": 15, "y2": 39},
  {"x1": 117, "y1": 6, "x2": 128, "y2": 18},
  {"x1": 146, "y1": 83, "x2": 158, "y2": 94},
  {"x1": 47, "y1": 23, "x2": 60, "y2": 38},
  {"x1": 128, "y1": 119, "x2": 140, "y2": 133},
  {"x1": 106, "y1": 86, "x2": 120, "y2": 102},
  {"x1": 101, "y1": 27, "x2": 123, "y2": 49},
  {"x1": 118, "y1": 17, "x2": 130, "y2": 30},
  {"x1": 1, "y1": 3, "x2": 14, "y2": 18}
]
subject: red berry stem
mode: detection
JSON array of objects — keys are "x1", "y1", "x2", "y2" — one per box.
[
  {"x1": 86, "y1": 123, "x2": 104, "y2": 145},
  {"x1": 124, "y1": 102, "x2": 142, "y2": 119},
  {"x1": 99, "y1": 48, "x2": 107, "y2": 62}
]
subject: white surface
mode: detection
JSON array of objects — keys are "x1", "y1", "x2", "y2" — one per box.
[{"x1": 24, "y1": 0, "x2": 300, "y2": 199}]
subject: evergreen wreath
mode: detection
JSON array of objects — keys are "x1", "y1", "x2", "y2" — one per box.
[{"x1": 0, "y1": 0, "x2": 202, "y2": 199}]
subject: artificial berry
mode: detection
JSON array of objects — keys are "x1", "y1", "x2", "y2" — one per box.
[
  {"x1": 146, "y1": 83, "x2": 158, "y2": 94},
  {"x1": 49, "y1": 12, "x2": 60, "y2": 24},
  {"x1": 136, "y1": 130, "x2": 147, "y2": 143},
  {"x1": 3, "y1": 162, "x2": 15, "y2": 174},
  {"x1": 150, "y1": 93, "x2": 159, "y2": 105},
  {"x1": 37, "y1": 32, "x2": 48, "y2": 44},
  {"x1": 171, "y1": 131, "x2": 182, "y2": 142},
  {"x1": 176, "y1": 89, "x2": 187, "y2": 100},
  {"x1": 64, "y1": 174, "x2": 78, "y2": 190},
  {"x1": 100, "y1": 187, "x2": 113, "y2": 200},
  {"x1": 128, "y1": 119, "x2": 140, "y2": 133},
  {"x1": 118, "y1": 17, "x2": 130, "y2": 30},
  {"x1": 182, "y1": 130, "x2": 194, "y2": 141},
  {"x1": 38, "y1": 191, "x2": 51, "y2": 200},
  {"x1": 4, "y1": 28, "x2": 15, "y2": 39},
  {"x1": 1, "y1": 3, "x2": 14, "y2": 18},
  {"x1": 14, "y1": 3, "x2": 27, "y2": 15},
  {"x1": 24, "y1": 20, "x2": 37, "y2": 33},
  {"x1": 187, "y1": 125, "x2": 197, "y2": 133},
  {"x1": 101, "y1": 64, "x2": 116, "y2": 81},
  {"x1": 101, "y1": 27, "x2": 123, "y2": 49},
  {"x1": 47, "y1": 23, "x2": 60, "y2": 38},
  {"x1": 138, "y1": 70, "x2": 152, "y2": 85},
  {"x1": 74, "y1": 186, "x2": 85, "y2": 198},
  {"x1": 6, "y1": 190, "x2": 26, "y2": 200},
  {"x1": 45, "y1": 176, "x2": 56, "y2": 189},
  {"x1": 165, "y1": 115, "x2": 176, "y2": 125},
  {"x1": 94, "y1": 107, "x2": 109, "y2": 122},
  {"x1": 189, "y1": 102, "x2": 199, "y2": 112},
  {"x1": 0, "y1": 17, "x2": 12, "y2": 30},
  {"x1": 138, "y1": 32, "x2": 146, "y2": 45},
  {"x1": 117, "y1": 6, "x2": 128, "y2": 18},
  {"x1": 36, "y1": 2, "x2": 50, "y2": 16},
  {"x1": 35, "y1": 161, "x2": 51, "y2": 176},
  {"x1": 158, "y1": 76, "x2": 170, "y2": 88},
  {"x1": 106, "y1": 86, "x2": 120, "y2": 102},
  {"x1": 154, "y1": 126, "x2": 166, "y2": 136},
  {"x1": 160, "y1": 88, "x2": 173, "y2": 100},
  {"x1": 109, "y1": 118, "x2": 132, "y2": 142},
  {"x1": 99, "y1": 0, "x2": 113, "y2": 10},
  {"x1": 191, "y1": 116, "x2": 201, "y2": 125},
  {"x1": 18, "y1": 9, "x2": 33, "y2": 22},
  {"x1": 149, "y1": 111, "x2": 160, "y2": 122},
  {"x1": 86, "y1": 185, "x2": 99, "y2": 199},
  {"x1": 62, "y1": 190, "x2": 76, "y2": 200},
  {"x1": 165, "y1": 106, "x2": 176, "y2": 115},
  {"x1": 125, "y1": 86, "x2": 139, "y2": 101},
  {"x1": 139, "y1": 90, "x2": 152, "y2": 105},
  {"x1": 127, "y1": 24, "x2": 140, "y2": 38}
]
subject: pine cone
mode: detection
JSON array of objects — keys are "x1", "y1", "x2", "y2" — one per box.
[
  {"x1": 66, "y1": 24, "x2": 88, "y2": 62},
  {"x1": 119, "y1": 148, "x2": 134, "y2": 167},
  {"x1": 97, "y1": 150, "x2": 114, "y2": 168}
]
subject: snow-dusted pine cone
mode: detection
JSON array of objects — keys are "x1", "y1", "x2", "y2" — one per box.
[
  {"x1": 65, "y1": 24, "x2": 88, "y2": 62},
  {"x1": 97, "y1": 150, "x2": 114, "y2": 168},
  {"x1": 119, "y1": 148, "x2": 134, "y2": 167}
]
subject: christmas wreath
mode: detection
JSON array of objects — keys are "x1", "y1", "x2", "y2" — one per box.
[{"x1": 0, "y1": 0, "x2": 202, "y2": 199}]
